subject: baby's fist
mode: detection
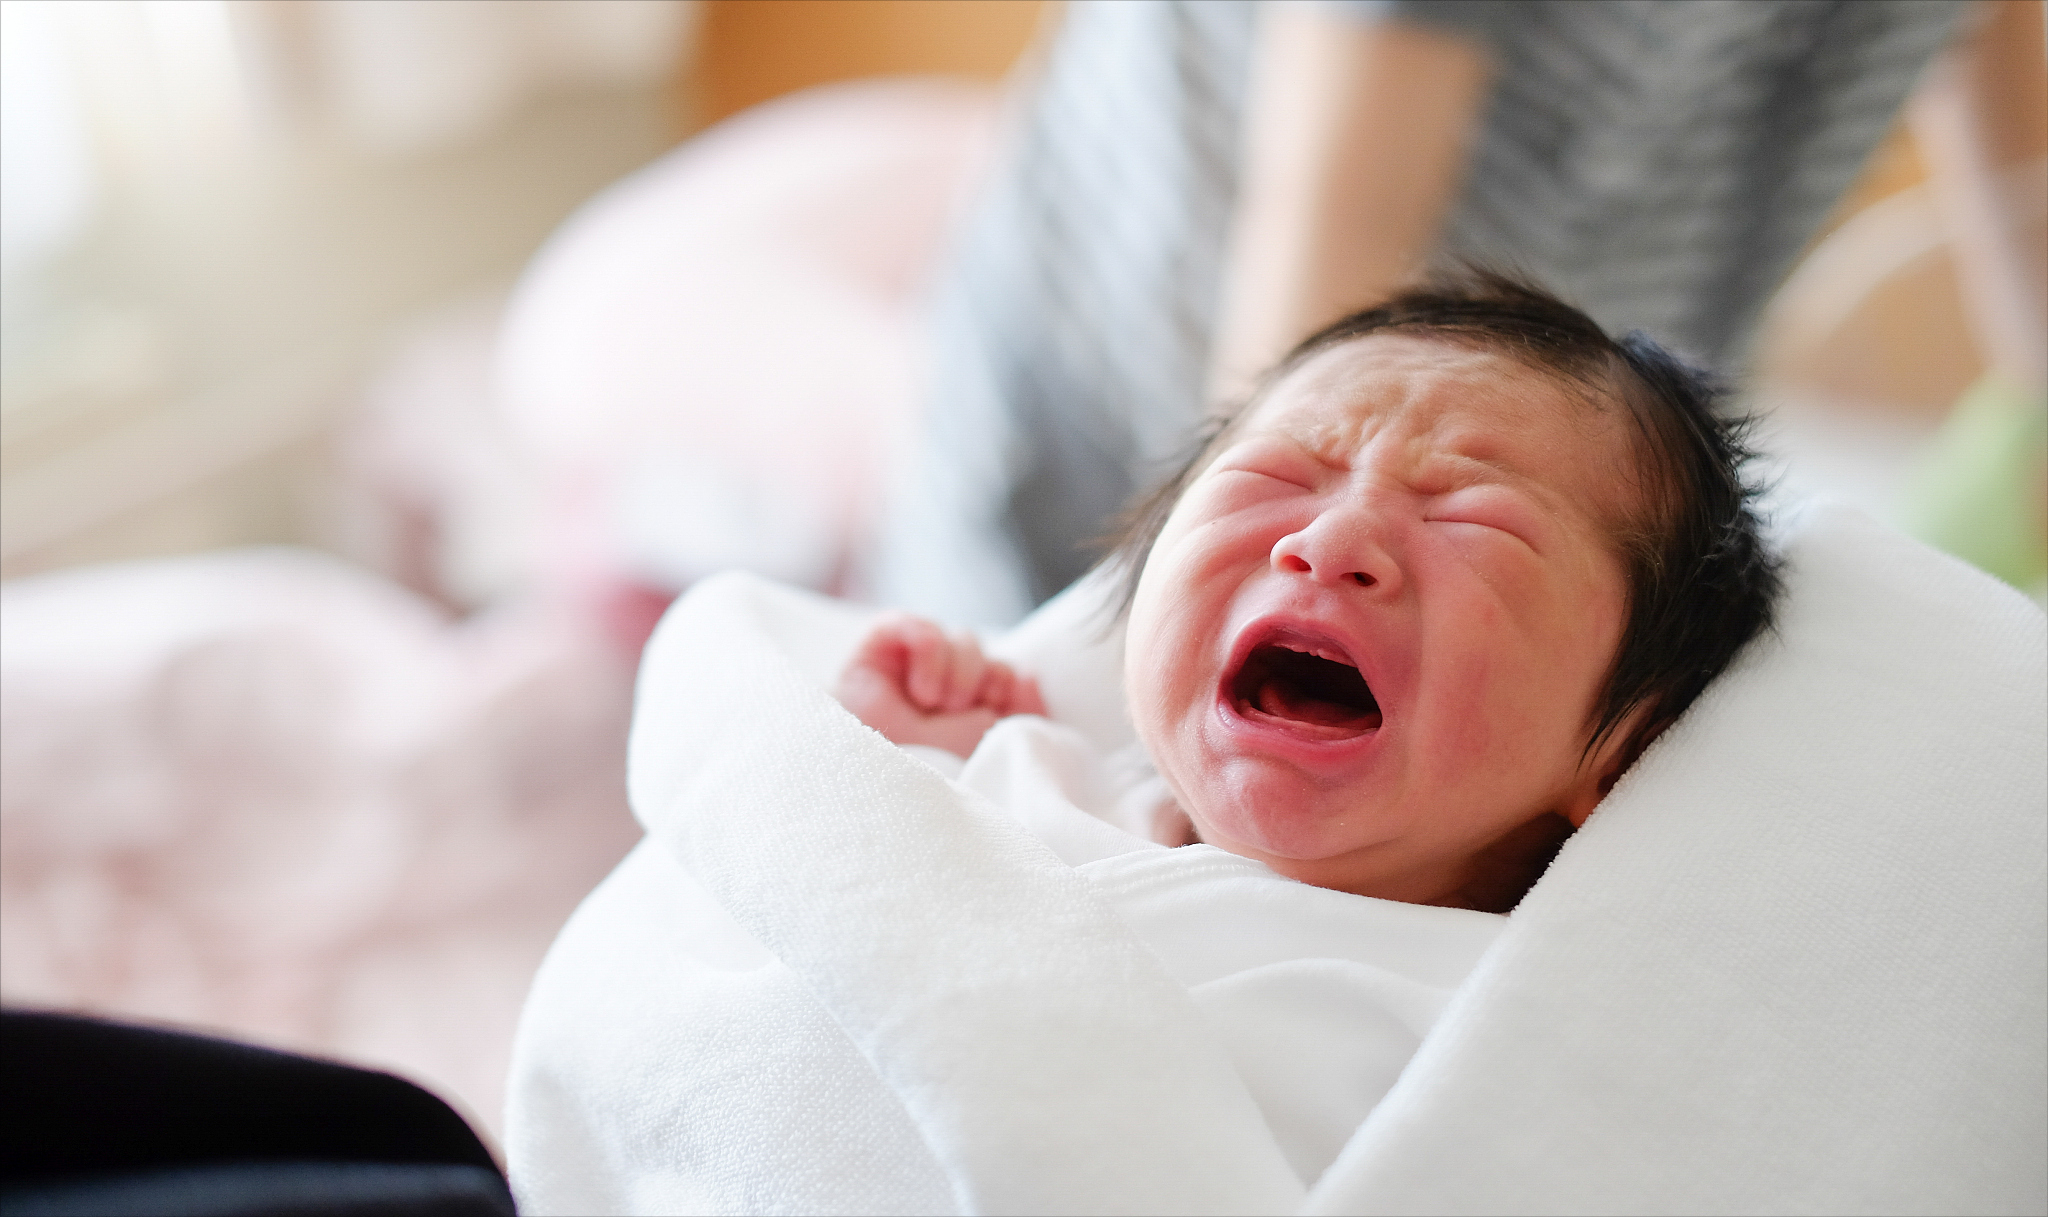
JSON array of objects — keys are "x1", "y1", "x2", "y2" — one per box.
[{"x1": 835, "y1": 614, "x2": 1046, "y2": 757}]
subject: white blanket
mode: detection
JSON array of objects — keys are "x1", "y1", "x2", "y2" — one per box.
[{"x1": 509, "y1": 505, "x2": 2046, "y2": 1215}]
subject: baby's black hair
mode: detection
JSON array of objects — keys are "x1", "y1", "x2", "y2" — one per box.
[{"x1": 1102, "y1": 268, "x2": 1782, "y2": 769}]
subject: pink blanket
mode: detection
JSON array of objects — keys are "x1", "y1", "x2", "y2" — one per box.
[{"x1": 0, "y1": 548, "x2": 640, "y2": 1141}]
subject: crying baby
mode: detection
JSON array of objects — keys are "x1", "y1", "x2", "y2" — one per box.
[{"x1": 837, "y1": 272, "x2": 1780, "y2": 914}]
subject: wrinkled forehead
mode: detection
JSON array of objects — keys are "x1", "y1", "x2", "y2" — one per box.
[{"x1": 1240, "y1": 333, "x2": 1643, "y2": 523}]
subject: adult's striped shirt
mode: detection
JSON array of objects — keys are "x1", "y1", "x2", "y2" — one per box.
[{"x1": 872, "y1": 0, "x2": 1966, "y2": 626}]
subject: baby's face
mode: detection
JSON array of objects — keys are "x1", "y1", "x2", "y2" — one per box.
[{"x1": 1125, "y1": 334, "x2": 1638, "y2": 904}]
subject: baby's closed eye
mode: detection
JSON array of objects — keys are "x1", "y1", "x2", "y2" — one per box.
[
  {"x1": 1424, "y1": 487, "x2": 1543, "y2": 552},
  {"x1": 1214, "y1": 437, "x2": 1329, "y2": 487}
]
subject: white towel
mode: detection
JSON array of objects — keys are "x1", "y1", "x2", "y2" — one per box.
[
  {"x1": 507, "y1": 575, "x2": 1501, "y2": 1214},
  {"x1": 509, "y1": 504, "x2": 2045, "y2": 1215},
  {"x1": 1308, "y1": 504, "x2": 2047, "y2": 1216}
]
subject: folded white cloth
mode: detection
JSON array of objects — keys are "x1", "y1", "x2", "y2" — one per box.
[
  {"x1": 1310, "y1": 504, "x2": 2047, "y2": 1217},
  {"x1": 507, "y1": 576, "x2": 1502, "y2": 1214},
  {"x1": 509, "y1": 504, "x2": 2045, "y2": 1215},
  {"x1": 912, "y1": 713, "x2": 1514, "y2": 1192}
]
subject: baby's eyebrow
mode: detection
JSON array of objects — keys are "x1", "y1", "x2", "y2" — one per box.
[
  {"x1": 1409, "y1": 444, "x2": 1525, "y2": 492},
  {"x1": 1282, "y1": 410, "x2": 1377, "y2": 468},
  {"x1": 1220, "y1": 425, "x2": 1345, "y2": 476}
]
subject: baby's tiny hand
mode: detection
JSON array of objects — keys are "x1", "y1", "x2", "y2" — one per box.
[{"x1": 835, "y1": 614, "x2": 1047, "y2": 758}]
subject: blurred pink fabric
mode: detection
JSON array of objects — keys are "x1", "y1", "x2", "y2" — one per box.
[
  {"x1": 495, "y1": 77, "x2": 1000, "y2": 608},
  {"x1": 0, "y1": 79, "x2": 999, "y2": 1143},
  {"x1": 0, "y1": 549, "x2": 638, "y2": 1141}
]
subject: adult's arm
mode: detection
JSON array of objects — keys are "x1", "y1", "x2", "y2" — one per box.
[
  {"x1": 1207, "y1": 3, "x2": 1493, "y2": 402},
  {"x1": 1909, "y1": 0, "x2": 2048, "y2": 392}
]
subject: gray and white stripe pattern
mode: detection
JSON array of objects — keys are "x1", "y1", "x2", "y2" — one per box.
[{"x1": 874, "y1": 0, "x2": 1965, "y2": 625}]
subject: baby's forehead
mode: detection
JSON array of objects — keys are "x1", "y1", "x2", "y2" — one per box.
[{"x1": 1243, "y1": 333, "x2": 1638, "y2": 498}]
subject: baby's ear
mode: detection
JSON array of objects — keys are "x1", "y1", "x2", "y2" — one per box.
[{"x1": 1563, "y1": 713, "x2": 1672, "y2": 827}]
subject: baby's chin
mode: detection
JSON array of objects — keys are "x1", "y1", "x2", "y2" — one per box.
[
  {"x1": 1181, "y1": 769, "x2": 1577, "y2": 908},
  {"x1": 1177, "y1": 769, "x2": 1398, "y2": 865},
  {"x1": 1139, "y1": 706, "x2": 1412, "y2": 875}
]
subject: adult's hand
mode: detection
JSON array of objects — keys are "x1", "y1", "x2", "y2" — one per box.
[{"x1": 1208, "y1": 6, "x2": 1493, "y2": 403}]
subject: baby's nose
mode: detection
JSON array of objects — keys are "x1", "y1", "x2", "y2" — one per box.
[
  {"x1": 1270, "y1": 514, "x2": 1392, "y2": 591},
  {"x1": 1273, "y1": 550, "x2": 1375, "y2": 587}
]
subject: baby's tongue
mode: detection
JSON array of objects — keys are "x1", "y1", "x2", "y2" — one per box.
[{"x1": 1254, "y1": 676, "x2": 1366, "y2": 728}]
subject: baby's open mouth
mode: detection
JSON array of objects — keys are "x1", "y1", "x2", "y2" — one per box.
[{"x1": 1230, "y1": 640, "x2": 1383, "y2": 738}]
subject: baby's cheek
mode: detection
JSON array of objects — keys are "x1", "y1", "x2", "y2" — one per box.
[
  {"x1": 1438, "y1": 528, "x2": 1545, "y2": 610},
  {"x1": 1412, "y1": 648, "x2": 1501, "y2": 772},
  {"x1": 1412, "y1": 624, "x2": 1572, "y2": 775},
  {"x1": 1122, "y1": 645, "x2": 1191, "y2": 777},
  {"x1": 1128, "y1": 598, "x2": 1222, "y2": 718}
]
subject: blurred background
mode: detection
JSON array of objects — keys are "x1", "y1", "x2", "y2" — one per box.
[
  {"x1": 1, "y1": 0, "x2": 2040, "y2": 1150},
  {"x1": 0, "y1": 0, "x2": 1046, "y2": 1147}
]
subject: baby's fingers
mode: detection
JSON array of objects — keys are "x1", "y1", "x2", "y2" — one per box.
[
  {"x1": 974, "y1": 661, "x2": 1047, "y2": 720},
  {"x1": 894, "y1": 617, "x2": 956, "y2": 711},
  {"x1": 978, "y1": 663, "x2": 1016, "y2": 716},
  {"x1": 846, "y1": 618, "x2": 907, "y2": 685},
  {"x1": 941, "y1": 631, "x2": 990, "y2": 713},
  {"x1": 1007, "y1": 673, "x2": 1048, "y2": 719}
]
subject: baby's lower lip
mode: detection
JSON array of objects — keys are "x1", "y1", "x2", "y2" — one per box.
[
  {"x1": 1233, "y1": 700, "x2": 1379, "y2": 741},
  {"x1": 1214, "y1": 695, "x2": 1382, "y2": 765}
]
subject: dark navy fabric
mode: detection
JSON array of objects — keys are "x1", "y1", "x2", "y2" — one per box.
[
  {"x1": 1, "y1": 1162, "x2": 513, "y2": 1217},
  {"x1": 0, "y1": 1010, "x2": 513, "y2": 1216}
]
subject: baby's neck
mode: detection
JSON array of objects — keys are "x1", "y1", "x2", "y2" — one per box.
[
  {"x1": 1439, "y1": 813, "x2": 1576, "y2": 913},
  {"x1": 1168, "y1": 807, "x2": 1574, "y2": 913}
]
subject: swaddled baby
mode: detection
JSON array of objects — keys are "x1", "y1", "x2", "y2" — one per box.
[
  {"x1": 840, "y1": 272, "x2": 1779, "y2": 914},
  {"x1": 505, "y1": 274, "x2": 1789, "y2": 1213}
]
